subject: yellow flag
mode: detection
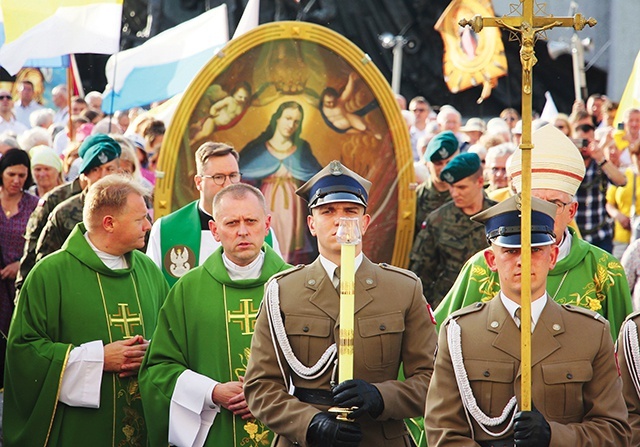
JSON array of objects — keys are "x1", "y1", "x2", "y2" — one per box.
[
  {"x1": 614, "y1": 50, "x2": 640, "y2": 126},
  {"x1": 434, "y1": 0, "x2": 507, "y2": 103}
]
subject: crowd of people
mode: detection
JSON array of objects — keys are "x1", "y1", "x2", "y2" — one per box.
[{"x1": 1, "y1": 79, "x2": 640, "y2": 447}]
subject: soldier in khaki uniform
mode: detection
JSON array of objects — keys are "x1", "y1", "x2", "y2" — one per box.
[
  {"x1": 35, "y1": 134, "x2": 121, "y2": 261},
  {"x1": 414, "y1": 130, "x2": 459, "y2": 237},
  {"x1": 617, "y1": 311, "x2": 640, "y2": 444},
  {"x1": 425, "y1": 195, "x2": 630, "y2": 447},
  {"x1": 244, "y1": 160, "x2": 437, "y2": 447},
  {"x1": 410, "y1": 152, "x2": 496, "y2": 308}
]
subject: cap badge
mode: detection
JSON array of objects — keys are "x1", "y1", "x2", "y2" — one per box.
[
  {"x1": 441, "y1": 172, "x2": 454, "y2": 183},
  {"x1": 438, "y1": 148, "x2": 448, "y2": 158},
  {"x1": 329, "y1": 160, "x2": 343, "y2": 176},
  {"x1": 98, "y1": 151, "x2": 108, "y2": 164},
  {"x1": 514, "y1": 193, "x2": 523, "y2": 211}
]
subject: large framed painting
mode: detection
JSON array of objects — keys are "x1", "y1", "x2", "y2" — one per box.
[{"x1": 156, "y1": 21, "x2": 414, "y2": 267}]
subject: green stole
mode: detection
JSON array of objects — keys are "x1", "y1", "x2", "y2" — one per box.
[
  {"x1": 205, "y1": 249, "x2": 277, "y2": 446},
  {"x1": 160, "y1": 200, "x2": 274, "y2": 287}
]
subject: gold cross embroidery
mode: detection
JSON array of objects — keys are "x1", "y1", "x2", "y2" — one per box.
[
  {"x1": 227, "y1": 299, "x2": 259, "y2": 335},
  {"x1": 109, "y1": 303, "x2": 142, "y2": 339}
]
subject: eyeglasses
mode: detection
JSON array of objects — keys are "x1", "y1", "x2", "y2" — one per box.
[
  {"x1": 490, "y1": 167, "x2": 507, "y2": 174},
  {"x1": 547, "y1": 198, "x2": 572, "y2": 212},
  {"x1": 199, "y1": 172, "x2": 242, "y2": 185},
  {"x1": 0, "y1": 95, "x2": 12, "y2": 100}
]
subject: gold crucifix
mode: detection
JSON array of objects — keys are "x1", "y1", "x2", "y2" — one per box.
[
  {"x1": 109, "y1": 303, "x2": 142, "y2": 339},
  {"x1": 227, "y1": 299, "x2": 259, "y2": 335},
  {"x1": 459, "y1": 0, "x2": 596, "y2": 412}
]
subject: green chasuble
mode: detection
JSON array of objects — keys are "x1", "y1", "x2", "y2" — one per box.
[
  {"x1": 436, "y1": 226, "x2": 632, "y2": 338},
  {"x1": 4, "y1": 224, "x2": 169, "y2": 447},
  {"x1": 139, "y1": 244, "x2": 290, "y2": 447}
]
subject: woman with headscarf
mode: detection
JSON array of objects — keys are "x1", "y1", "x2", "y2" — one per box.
[
  {"x1": 240, "y1": 101, "x2": 322, "y2": 264},
  {"x1": 0, "y1": 148, "x2": 38, "y2": 383},
  {"x1": 28, "y1": 145, "x2": 64, "y2": 197}
]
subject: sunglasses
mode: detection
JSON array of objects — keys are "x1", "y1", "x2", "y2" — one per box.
[{"x1": 0, "y1": 95, "x2": 12, "y2": 100}]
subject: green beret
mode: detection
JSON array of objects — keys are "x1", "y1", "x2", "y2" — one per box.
[
  {"x1": 440, "y1": 152, "x2": 481, "y2": 184},
  {"x1": 425, "y1": 131, "x2": 459, "y2": 162},
  {"x1": 78, "y1": 134, "x2": 121, "y2": 174}
]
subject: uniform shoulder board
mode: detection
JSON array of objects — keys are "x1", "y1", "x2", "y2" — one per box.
[
  {"x1": 378, "y1": 262, "x2": 418, "y2": 280},
  {"x1": 443, "y1": 302, "x2": 485, "y2": 326},
  {"x1": 562, "y1": 304, "x2": 605, "y2": 323},
  {"x1": 268, "y1": 264, "x2": 305, "y2": 282},
  {"x1": 442, "y1": 302, "x2": 485, "y2": 326}
]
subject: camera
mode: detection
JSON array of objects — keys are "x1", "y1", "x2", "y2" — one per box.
[{"x1": 572, "y1": 138, "x2": 589, "y2": 149}]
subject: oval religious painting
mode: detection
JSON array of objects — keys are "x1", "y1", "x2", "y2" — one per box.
[{"x1": 156, "y1": 21, "x2": 414, "y2": 267}]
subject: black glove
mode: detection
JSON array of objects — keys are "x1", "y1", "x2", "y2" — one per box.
[
  {"x1": 306, "y1": 412, "x2": 362, "y2": 447},
  {"x1": 332, "y1": 379, "x2": 384, "y2": 419},
  {"x1": 514, "y1": 408, "x2": 551, "y2": 447}
]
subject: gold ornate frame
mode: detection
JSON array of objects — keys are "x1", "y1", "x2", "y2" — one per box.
[{"x1": 156, "y1": 21, "x2": 414, "y2": 266}]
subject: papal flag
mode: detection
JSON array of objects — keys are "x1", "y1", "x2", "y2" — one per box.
[
  {"x1": 0, "y1": 0, "x2": 123, "y2": 75},
  {"x1": 435, "y1": 0, "x2": 507, "y2": 103},
  {"x1": 614, "y1": 50, "x2": 640, "y2": 126}
]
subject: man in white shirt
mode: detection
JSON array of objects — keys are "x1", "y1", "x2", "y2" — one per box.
[
  {"x1": 12, "y1": 80, "x2": 43, "y2": 128},
  {"x1": 0, "y1": 88, "x2": 27, "y2": 136}
]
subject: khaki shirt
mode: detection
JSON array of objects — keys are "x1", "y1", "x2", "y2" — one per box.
[
  {"x1": 245, "y1": 257, "x2": 437, "y2": 447},
  {"x1": 426, "y1": 297, "x2": 630, "y2": 446}
]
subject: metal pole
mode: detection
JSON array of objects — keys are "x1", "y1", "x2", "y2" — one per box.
[
  {"x1": 571, "y1": 33, "x2": 588, "y2": 101},
  {"x1": 391, "y1": 38, "x2": 404, "y2": 94}
]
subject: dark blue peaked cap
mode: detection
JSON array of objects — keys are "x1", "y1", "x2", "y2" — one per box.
[
  {"x1": 296, "y1": 160, "x2": 372, "y2": 209},
  {"x1": 471, "y1": 194, "x2": 557, "y2": 247}
]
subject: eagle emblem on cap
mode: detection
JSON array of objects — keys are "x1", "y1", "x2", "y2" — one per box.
[
  {"x1": 441, "y1": 172, "x2": 454, "y2": 183},
  {"x1": 98, "y1": 151, "x2": 108, "y2": 164},
  {"x1": 438, "y1": 148, "x2": 448, "y2": 159},
  {"x1": 329, "y1": 160, "x2": 343, "y2": 176}
]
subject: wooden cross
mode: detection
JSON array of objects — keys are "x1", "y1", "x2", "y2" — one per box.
[
  {"x1": 109, "y1": 303, "x2": 142, "y2": 339},
  {"x1": 459, "y1": 0, "x2": 596, "y2": 412},
  {"x1": 227, "y1": 299, "x2": 259, "y2": 335}
]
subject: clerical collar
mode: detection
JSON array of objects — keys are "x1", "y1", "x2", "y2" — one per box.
[
  {"x1": 557, "y1": 228, "x2": 572, "y2": 262},
  {"x1": 198, "y1": 201, "x2": 213, "y2": 231},
  {"x1": 319, "y1": 253, "x2": 364, "y2": 283},
  {"x1": 500, "y1": 292, "x2": 547, "y2": 331},
  {"x1": 222, "y1": 250, "x2": 265, "y2": 280},
  {"x1": 84, "y1": 232, "x2": 128, "y2": 270}
]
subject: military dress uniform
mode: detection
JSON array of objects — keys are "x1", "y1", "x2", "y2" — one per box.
[
  {"x1": 244, "y1": 258, "x2": 436, "y2": 447},
  {"x1": 244, "y1": 160, "x2": 437, "y2": 447},
  {"x1": 425, "y1": 195, "x2": 630, "y2": 447},
  {"x1": 426, "y1": 298, "x2": 630, "y2": 446},
  {"x1": 617, "y1": 310, "x2": 640, "y2": 444}
]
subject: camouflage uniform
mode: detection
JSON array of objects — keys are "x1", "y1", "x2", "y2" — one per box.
[
  {"x1": 414, "y1": 178, "x2": 451, "y2": 236},
  {"x1": 409, "y1": 196, "x2": 496, "y2": 308},
  {"x1": 35, "y1": 192, "x2": 85, "y2": 263},
  {"x1": 17, "y1": 178, "x2": 83, "y2": 289}
]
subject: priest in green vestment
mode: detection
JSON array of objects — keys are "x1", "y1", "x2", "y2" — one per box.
[
  {"x1": 4, "y1": 176, "x2": 169, "y2": 447},
  {"x1": 140, "y1": 183, "x2": 289, "y2": 447},
  {"x1": 435, "y1": 125, "x2": 633, "y2": 338}
]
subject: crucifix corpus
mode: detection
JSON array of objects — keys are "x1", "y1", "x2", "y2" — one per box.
[{"x1": 459, "y1": 0, "x2": 596, "y2": 411}]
